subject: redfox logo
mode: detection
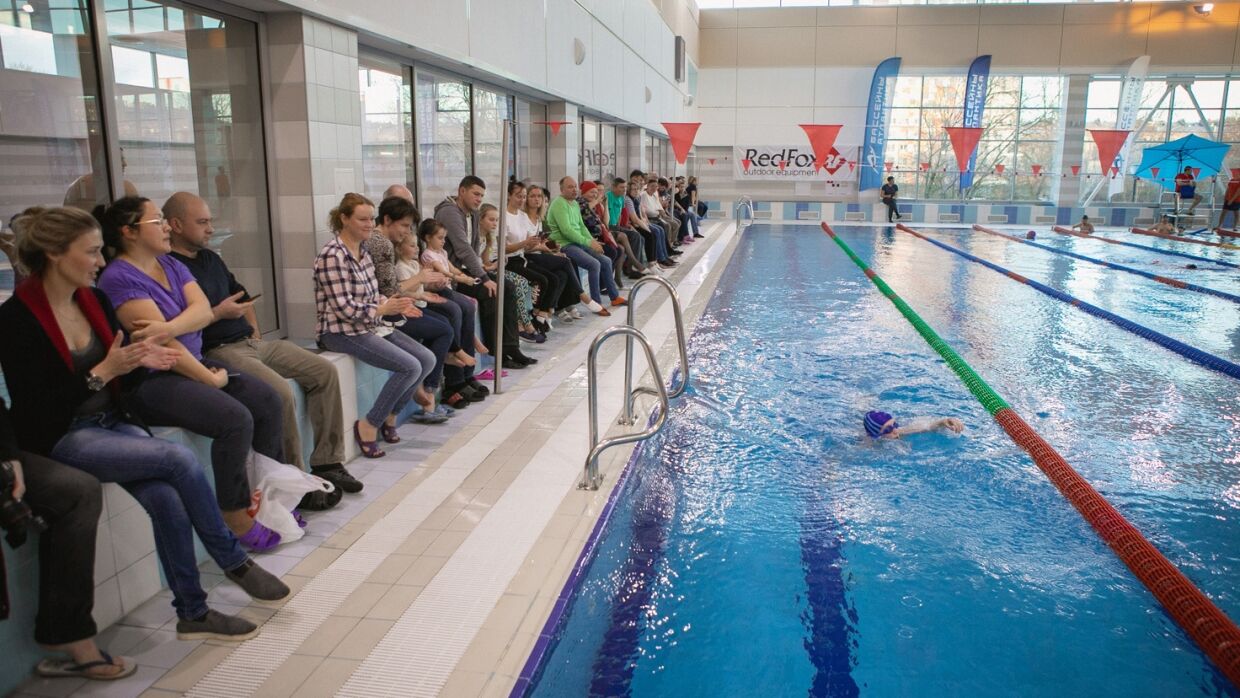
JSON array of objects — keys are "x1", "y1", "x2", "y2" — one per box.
[{"x1": 742, "y1": 148, "x2": 815, "y2": 169}]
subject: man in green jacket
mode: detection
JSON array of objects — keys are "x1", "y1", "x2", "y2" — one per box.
[{"x1": 546, "y1": 176, "x2": 625, "y2": 314}]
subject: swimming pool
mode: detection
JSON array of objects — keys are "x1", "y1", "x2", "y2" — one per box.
[{"x1": 520, "y1": 223, "x2": 1240, "y2": 697}]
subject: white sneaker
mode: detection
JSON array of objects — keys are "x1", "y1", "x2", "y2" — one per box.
[
  {"x1": 557, "y1": 309, "x2": 575, "y2": 323},
  {"x1": 570, "y1": 307, "x2": 585, "y2": 319},
  {"x1": 585, "y1": 300, "x2": 604, "y2": 313}
]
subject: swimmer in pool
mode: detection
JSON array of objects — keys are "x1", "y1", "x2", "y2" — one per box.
[
  {"x1": 1071, "y1": 215, "x2": 1094, "y2": 235},
  {"x1": 864, "y1": 411, "x2": 964, "y2": 440},
  {"x1": 1153, "y1": 215, "x2": 1176, "y2": 235}
]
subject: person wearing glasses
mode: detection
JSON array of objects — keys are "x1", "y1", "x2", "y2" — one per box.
[{"x1": 94, "y1": 197, "x2": 288, "y2": 551}]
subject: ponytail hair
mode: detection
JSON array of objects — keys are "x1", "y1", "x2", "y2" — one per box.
[
  {"x1": 92, "y1": 196, "x2": 149, "y2": 261},
  {"x1": 12, "y1": 206, "x2": 100, "y2": 276},
  {"x1": 328, "y1": 192, "x2": 374, "y2": 234}
]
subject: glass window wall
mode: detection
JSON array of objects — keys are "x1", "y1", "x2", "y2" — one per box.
[
  {"x1": 359, "y1": 57, "x2": 414, "y2": 205},
  {"x1": 415, "y1": 68, "x2": 470, "y2": 207}
]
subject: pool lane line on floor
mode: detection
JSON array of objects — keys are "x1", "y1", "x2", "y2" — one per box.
[
  {"x1": 969, "y1": 225, "x2": 1240, "y2": 305},
  {"x1": 1045, "y1": 227, "x2": 1240, "y2": 270},
  {"x1": 892, "y1": 224, "x2": 1240, "y2": 382},
  {"x1": 821, "y1": 223, "x2": 1240, "y2": 689},
  {"x1": 1128, "y1": 226, "x2": 1240, "y2": 251}
]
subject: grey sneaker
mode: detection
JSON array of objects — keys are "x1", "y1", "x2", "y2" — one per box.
[
  {"x1": 175, "y1": 609, "x2": 259, "y2": 641},
  {"x1": 225, "y1": 559, "x2": 290, "y2": 606}
]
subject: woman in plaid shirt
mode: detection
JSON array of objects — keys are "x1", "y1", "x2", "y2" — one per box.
[{"x1": 314, "y1": 193, "x2": 437, "y2": 458}]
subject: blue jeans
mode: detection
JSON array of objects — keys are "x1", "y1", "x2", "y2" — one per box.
[
  {"x1": 396, "y1": 313, "x2": 453, "y2": 389},
  {"x1": 562, "y1": 243, "x2": 618, "y2": 304},
  {"x1": 647, "y1": 222, "x2": 671, "y2": 262},
  {"x1": 682, "y1": 210, "x2": 701, "y2": 236},
  {"x1": 424, "y1": 288, "x2": 476, "y2": 387},
  {"x1": 51, "y1": 414, "x2": 246, "y2": 621},
  {"x1": 320, "y1": 330, "x2": 435, "y2": 427}
]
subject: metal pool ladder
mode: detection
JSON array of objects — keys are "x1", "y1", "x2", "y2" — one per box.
[
  {"x1": 580, "y1": 277, "x2": 690, "y2": 490},
  {"x1": 735, "y1": 195, "x2": 755, "y2": 231}
]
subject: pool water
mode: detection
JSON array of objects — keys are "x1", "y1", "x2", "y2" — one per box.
[{"x1": 525, "y1": 224, "x2": 1240, "y2": 697}]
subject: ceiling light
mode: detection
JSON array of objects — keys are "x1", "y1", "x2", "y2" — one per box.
[
  {"x1": 20, "y1": 3, "x2": 34, "y2": 13},
  {"x1": 1194, "y1": 3, "x2": 1213, "y2": 15}
]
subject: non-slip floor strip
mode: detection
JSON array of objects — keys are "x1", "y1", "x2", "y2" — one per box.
[
  {"x1": 893, "y1": 224, "x2": 1240, "y2": 382},
  {"x1": 1045, "y1": 226, "x2": 1240, "y2": 269},
  {"x1": 971, "y1": 225, "x2": 1240, "y2": 305},
  {"x1": 822, "y1": 222, "x2": 1240, "y2": 689},
  {"x1": 335, "y1": 223, "x2": 736, "y2": 697}
]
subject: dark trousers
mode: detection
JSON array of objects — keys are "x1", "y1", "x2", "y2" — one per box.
[
  {"x1": 21, "y1": 452, "x2": 102, "y2": 645},
  {"x1": 526, "y1": 252, "x2": 580, "y2": 310},
  {"x1": 425, "y1": 288, "x2": 476, "y2": 387},
  {"x1": 884, "y1": 198, "x2": 899, "y2": 222},
  {"x1": 129, "y1": 360, "x2": 284, "y2": 511},
  {"x1": 508, "y1": 256, "x2": 554, "y2": 313},
  {"x1": 397, "y1": 312, "x2": 454, "y2": 389},
  {"x1": 456, "y1": 277, "x2": 519, "y2": 356}
]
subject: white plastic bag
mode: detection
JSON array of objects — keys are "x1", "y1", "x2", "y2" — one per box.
[{"x1": 245, "y1": 451, "x2": 335, "y2": 543}]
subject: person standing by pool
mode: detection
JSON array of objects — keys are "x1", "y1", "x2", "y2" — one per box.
[
  {"x1": 863, "y1": 411, "x2": 964, "y2": 440},
  {"x1": 1218, "y1": 175, "x2": 1240, "y2": 230},
  {"x1": 881, "y1": 176, "x2": 901, "y2": 223}
]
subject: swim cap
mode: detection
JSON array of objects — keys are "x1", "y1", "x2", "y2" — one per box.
[
  {"x1": 1026, "y1": 231, "x2": 1036, "y2": 240},
  {"x1": 864, "y1": 411, "x2": 896, "y2": 438}
]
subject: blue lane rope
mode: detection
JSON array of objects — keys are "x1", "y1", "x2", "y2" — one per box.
[
  {"x1": 1045, "y1": 228, "x2": 1240, "y2": 270},
  {"x1": 970, "y1": 225, "x2": 1240, "y2": 306},
  {"x1": 896, "y1": 224, "x2": 1240, "y2": 382}
]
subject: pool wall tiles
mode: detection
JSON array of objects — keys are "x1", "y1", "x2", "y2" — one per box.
[{"x1": 708, "y1": 199, "x2": 1159, "y2": 226}]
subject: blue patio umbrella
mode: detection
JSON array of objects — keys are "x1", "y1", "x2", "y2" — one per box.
[{"x1": 1133, "y1": 134, "x2": 1231, "y2": 189}]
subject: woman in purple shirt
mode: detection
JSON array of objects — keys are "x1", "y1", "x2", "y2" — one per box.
[{"x1": 95, "y1": 197, "x2": 286, "y2": 551}]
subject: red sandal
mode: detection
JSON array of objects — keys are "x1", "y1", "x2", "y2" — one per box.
[{"x1": 353, "y1": 421, "x2": 386, "y2": 458}]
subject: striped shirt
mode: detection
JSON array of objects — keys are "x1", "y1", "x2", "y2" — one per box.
[{"x1": 314, "y1": 236, "x2": 384, "y2": 337}]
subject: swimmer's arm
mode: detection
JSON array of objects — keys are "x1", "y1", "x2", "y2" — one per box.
[{"x1": 892, "y1": 418, "x2": 964, "y2": 437}]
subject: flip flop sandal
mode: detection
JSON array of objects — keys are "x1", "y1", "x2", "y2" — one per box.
[
  {"x1": 36, "y1": 652, "x2": 136, "y2": 681},
  {"x1": 238, "y1": 520, "x2": 281, "y2": 552}
]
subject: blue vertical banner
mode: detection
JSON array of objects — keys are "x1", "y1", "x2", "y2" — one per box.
[
  {"x1": 959, "y1": 55, "x2": 991, "y2": 190},
  {"x1": 860, "y1": 56, "x2": 901, "y2": 192}
]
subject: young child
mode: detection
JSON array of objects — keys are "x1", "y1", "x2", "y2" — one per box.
[
  {"x1": 863, "y1": 411, "x2": 964, "y2": 440},
  {"x1": 396, "y1": 232, "x2": 474, "y2": 369},
  {"x1": 418, "y1": 219, "x2": 489, "y2": 356},
  {"x1": 1071, "y1": 215, "x2": 1094, "y2": 235},
  {"x1": 479, "y1": 203, "x2": 544, "y2": 343}
]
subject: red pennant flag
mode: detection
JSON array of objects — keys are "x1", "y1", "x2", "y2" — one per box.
[
  {"x1": 884, "y1": 162, "x2": 894, "y2": 172},
  {"x1": 944, "y1": 126, "x2": 983, "y2": 173},
  {"x1": 920, "y1": 162, "x2": 930, "y2": 171},
  {"x1": 707, "y1": 158, "x2": 716, "y2": 166},
  {"x1": 534, "y1": 120, "x2": 571, "y2": 136},
  {"x1": 662, "y1": 122, "x2": 702, "y2": 165},
  {"x1": 741, "y1": 159, "x2": 753, "y2": 173},
  {"x1": 1087, "y1": 128, "x2": 1130, "y2": 180},
  {"x1": 798, "y1": 124, "x2": 843, "y2": 172},
  {"x1": 1071, "y1": 164, "x2": 1080, "y2": 176},
  {"x1": 995, "y1": 163, "x2": 1005, "y2": 174},
  {"x1": 1110, "y1": 166, "x2": 1119, "y2": 178},
  {"x1": 1031, "y1": 164, "x2": 1043, "y2": 176},
  {"x1": 1191, "y1": 167, "x2": 1201, "y2": 178},
  {"x1": 847, "y1": 161, "x2": 855, "y2": 173},
  {"x1": 1150, "y1": 166, "x2": 1160, "y2": 179},
  {"x1": 778, "y1": 160, "x2": 789, "y2": 171}
]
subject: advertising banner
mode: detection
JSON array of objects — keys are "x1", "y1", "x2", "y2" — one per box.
[
  {"x1": 860, "y1": 57, "x2": 901, "y2": 192},
  {"x1": 959, "y1": 55, "x2": 991, "y2": 189},
  {"x1": 733, "y1": 145, "x2": 858, "y2": 182}
]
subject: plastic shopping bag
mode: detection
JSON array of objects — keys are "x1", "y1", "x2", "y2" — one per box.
[{"x1": 245, "y1": 451, "x2": 335, "y2": 543}]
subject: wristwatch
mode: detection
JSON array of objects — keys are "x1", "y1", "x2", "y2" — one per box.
[{"x1": 86, "y1": 371, "x2": 106, "y2": 392}]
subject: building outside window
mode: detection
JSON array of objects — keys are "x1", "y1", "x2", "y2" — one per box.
[
  {"x1": 516, "y1": 98, "x2": 547, "y2": 187},
  {"x1": 472, "y1": 85, "x2": 512, "y2": 206},
  {"x1": 887, "y1": 74, "x2": 1064, "y2": 203},
  {"x1": 415, "y1": 68, "x2": 470, "y2": 207},
  {"x1": 600, "y1": 124, "x2": 617, "y2": 182},
  {"x1": 104, "y1": 0, "x2": 277, "y2": 330},
  {"x1": 359, "y1": 56, "x2": 414, "y2": 205},
  {"x1": 580, "y1": 116, "x2": 600, "y2": 183}
]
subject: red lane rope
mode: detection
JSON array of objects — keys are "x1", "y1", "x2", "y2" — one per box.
[{"x1": 1124, "y1": 226, "x2": 1240, "y2": 250}]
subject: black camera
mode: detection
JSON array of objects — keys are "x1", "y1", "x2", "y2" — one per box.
[{"x1": 0, "y1": 461, "x2": 47, "y2": 548}]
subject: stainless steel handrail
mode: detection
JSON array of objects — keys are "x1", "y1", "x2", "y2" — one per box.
[
  {"x1": 620, "y1": 275, "x2": 688, "y2": 427},
  {"x1": 734, "y1": 195, "x2": 755, "y2": 230},
  {"x1": 580, "y1": 325, "x2": 669, "y2": 491}
]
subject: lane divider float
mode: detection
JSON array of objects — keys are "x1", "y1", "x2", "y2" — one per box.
[
  {"x1": 970, "y1": 225, "x2": 1240, "y2": 305},
  {"x1": 821, "y1": 223, "x2": 1240, "y2": 688},
  {"x1": 1129, "y1": 226, "x2": 1240, "y2": 251},
  {"x1": 1046, "y1": 226, "x2": 1239, "y2": 270},
  {"x1": 894, "y1": 224, "x2": 1240, "y2": 381}
]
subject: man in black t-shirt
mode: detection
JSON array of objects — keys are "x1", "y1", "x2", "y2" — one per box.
[
  {"x1": 881, "y1": 176, "x2": 901, "y2": 223},
  {"x1": 164, "y1": 192, "x2": 358, "y2": 501}
]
